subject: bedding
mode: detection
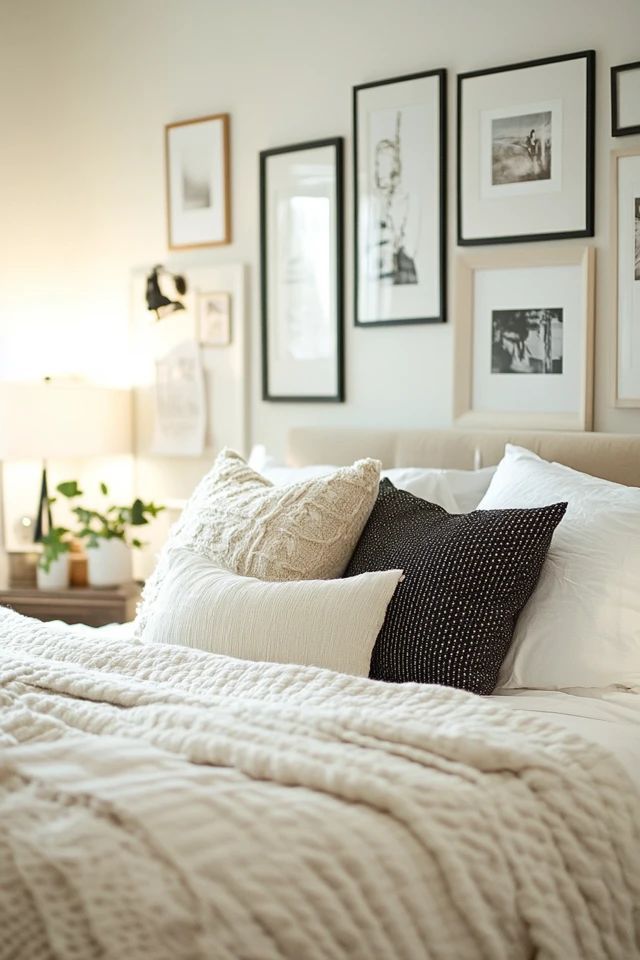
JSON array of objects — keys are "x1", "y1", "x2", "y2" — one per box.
[
  {"x1": 136, "y1": 547, "x2": 403, "y2": 676},
  {"x1": 3, "y1": 608, "x2": 638, "y2": 960},
  {"x1": 479, "y1": 443, "x2": 640, "y2": 692}
]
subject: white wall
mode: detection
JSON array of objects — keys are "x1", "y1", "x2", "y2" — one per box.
[{"x1": 1, "y1": 0, "x2": 640, "y2": 483}]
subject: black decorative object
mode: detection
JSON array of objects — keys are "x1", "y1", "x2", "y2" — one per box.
[
  {"x1": 611, "y1": 60, "x2": 640, "y2": 137},
  {"x1": 345, "y1": 480, "x2": 566, "y2": 695},
  {"x1": 145, "y1": 265, "x2": 187, "y2": 320}
]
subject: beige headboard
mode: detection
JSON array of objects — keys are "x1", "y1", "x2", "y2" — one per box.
[{"x1": 286, "y1": 428, "x2": 640, "y2": 487}]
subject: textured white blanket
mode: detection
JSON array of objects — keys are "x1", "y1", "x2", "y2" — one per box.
[{"x1": 1, "y1": 608, "x2": 639, "y2": 960}]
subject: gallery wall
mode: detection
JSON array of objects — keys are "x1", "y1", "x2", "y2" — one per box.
[{"x1": 1, "y1": 0, "x2": 640, "y2": 481}]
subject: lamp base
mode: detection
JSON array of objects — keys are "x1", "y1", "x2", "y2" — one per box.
[{"x1": 33, "y1": 463, "x2": 53, "y2": 543}]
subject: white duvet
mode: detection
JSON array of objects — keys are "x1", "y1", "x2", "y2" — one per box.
[{"x1": 2, "y1": 610, "x2": 639, "y2": 960}]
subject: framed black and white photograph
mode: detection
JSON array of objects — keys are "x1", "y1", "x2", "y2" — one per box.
[
  {"x1": 198, "y1": 291, "x2": 231, "y2": 347},
  {"x1": 612, "y1": 149, "x2": 640, "y2": 406},
  {"x1": 165, "y1": 113, "x2": 231, "y2": 249},
  {"x1": 353, "y1": 69, "x2": 446, "y2": 326},
  {"x1": 454, "y1": 246, "x2": 594, "y2": 430},
  {"x1": 458, "y1": 51, "x2": 595, "y2": 245},
  {"x1": 611, "y1": 61, "x2": 640, "y2": 137},
  {"x1": 260, "y1": 138, "x2": 344, "y2": 402}
]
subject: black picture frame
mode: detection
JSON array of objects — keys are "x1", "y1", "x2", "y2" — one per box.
[
  {"x1": 457, "y1": 50, "x2": 596, "y2": 246},
  {"x1": 353, "y1": 68, "x2": 447, "y2": 327},
  {"x1": 611, "y1": 60, "x2": 640, "y2": 137},
  {"x1": 260, "y1": 137, "x2": 344, "y2": 403}
]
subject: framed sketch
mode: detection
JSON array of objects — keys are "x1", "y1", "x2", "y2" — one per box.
[
  {"x1": 612, "y1": 149, "x2": 640, "y2": 406},
  {"x1": 260, "y1": 137, "x2": 344, "y2": 402},
  {"x1": 165, "y1": 113, "x2": 231, "y2": 249},
  {"x1": 454, "y1": 246, "x2": 594, "y2": 430},
  {"x1": 458, "y1": 51, "x2": 595, "y2": 245},
  {"x1": 198, "y1": 291, "x2": 231, "y2": 346},
  {"x1": 611, "y1": 61, "x2": 640, "y2": 137},
  {"x1": 353, "y1": 69, "x2": 446, "y2": 326}
]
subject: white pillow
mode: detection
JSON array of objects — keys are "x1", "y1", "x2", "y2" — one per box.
[
  {"x1": 478, "y1": 444, "x2": 640, "y2": 692},
  {"x1": 137, "y1": 548, "x2": 403, "y2": 677}
]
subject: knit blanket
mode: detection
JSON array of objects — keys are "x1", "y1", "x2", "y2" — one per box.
[{"x1": 1, "y1": 609, "x2": 638, "y2": 960}]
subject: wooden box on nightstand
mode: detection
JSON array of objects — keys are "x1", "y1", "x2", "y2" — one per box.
[{"x1": 0, "y1": 582, "x2": 141, "y2": 627}]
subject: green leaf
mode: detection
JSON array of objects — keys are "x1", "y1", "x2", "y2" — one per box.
[
  {"x1": 129, "y1": 498, "x2": 146, "y2": 526},
  {"x1": 57, "y1": 480, "x2": 83, "y2": 499},
  {"x1": 100, "y1": 482, "x2": 109, "y2": 496}
]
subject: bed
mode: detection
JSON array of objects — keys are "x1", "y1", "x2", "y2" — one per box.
[{"x1": 2, "y1": 427, "x2": 639, "y2": 960}]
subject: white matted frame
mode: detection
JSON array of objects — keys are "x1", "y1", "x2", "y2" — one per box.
[
  {"x1": 454, "y1": 246, "x2": 594, "y2": 430},
  {"x1": 612, "y1": 148, "x2": 640, "y2": 406}
]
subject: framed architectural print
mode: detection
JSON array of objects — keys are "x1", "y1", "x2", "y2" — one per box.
[
  {"x1": 457, "y1": 51, "x2": 595, "y2": 245},
  {"x1": 260, "y1": 138, "x2": 344, "y2": 402},
  {"x1": 198, "y1": 291, "x2": 231, "y2": 346},
  {"x1": 454, "y1": 246, "x2": 594, "y2": 430},
  {"x1": 611, "y1": 61, "x2": 640, "y2": 137},
  {"x1": 612, "y1": 149, "x2": 640, "y2": 406},
  {"x1": 165, "y1": 113, "x2": 231, "y2": 249},
  {"x1": 354, "y1": 69, "x2": 446, "y2": 325}
]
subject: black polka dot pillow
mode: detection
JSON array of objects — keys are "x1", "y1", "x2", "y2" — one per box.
[{"x1": 344, "y1": 479, "x2": 566, "y2": 695}]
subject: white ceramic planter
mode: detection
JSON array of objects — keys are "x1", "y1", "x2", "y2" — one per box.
[
  {"x1": 37, "y1": 554, "x2": 70, "y2": 590},
  {"x1": 87, "y1": 538, "x2": 132, "y2": 588}
]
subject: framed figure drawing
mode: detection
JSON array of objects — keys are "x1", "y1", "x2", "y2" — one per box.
[
  {"x1": 612, "y1": 149, "x2": 640, "y2": 406},
  {"x1": 611, "y1": 61, "x2": 640, "y2": 137},
  {"x1": 260, "y1": 138, "x2": 344, "y2": 402},
  {"x1": 454, "y1": 246, "x2": 594, "y2": 431},
  {"x1": 198, "y1": 291, "x2": 231, "y2": 347},
  {"x1": 165, "y1": 113, "x2": 231, "y2": 249},
  {"x1": 353, "y1": 69, "x2": 446, "y2": 326},
  {"x1": 458, "y1": 51, "x2": 595, "y2": 244}
]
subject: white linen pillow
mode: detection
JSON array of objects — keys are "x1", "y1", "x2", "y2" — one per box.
[
  {"x1": 478, "y1": 444, "x2": 640, "y2": 692},
  {"x1": 138, "y1": 548, "x2": 403, "y2": 676}
]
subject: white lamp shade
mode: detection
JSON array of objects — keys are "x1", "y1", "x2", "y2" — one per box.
[{"x1": 0, "y1": 382, "x2": 133, "y2": 460}]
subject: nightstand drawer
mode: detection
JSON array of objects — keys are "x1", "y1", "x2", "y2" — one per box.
[{"x1": 0, "y1": 583, "x2": 140, "y2": 627}]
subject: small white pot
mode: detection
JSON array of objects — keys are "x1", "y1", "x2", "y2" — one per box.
[
  {"x1": 37, "y1": 554, "x2": 70, "y2": 590},
  {"x1": 87, "y1": 538, "x2": 132, "y2": 588}
]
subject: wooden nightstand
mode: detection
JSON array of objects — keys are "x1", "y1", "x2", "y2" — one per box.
[{"x1": 0, "y1": 582, "x2": 141, "y2": 627}]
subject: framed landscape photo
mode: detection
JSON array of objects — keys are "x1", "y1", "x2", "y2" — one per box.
[
  {"x1": 198, "y1": 291, "x2": 231, "y2": 347},
  {"x1": 353, "y1": 68, "x2": 446, "y2": 326},
  {"x1": 165, "y1": 113, "x2": 231, "y2": 249},
  {"x1": 611, "y1": 61, "x2": 640, "y2": 137},
  {"x1": 457, "y1": 51, "x2": 595, "y2": 245},
  {"x1": 454, "y1": 246, "x2": 594, "y2": 430},
  {"x1": 260, "y1": 137, "x2": 344, "y2": 402},
  {"x1": 611, "y1": 149, "x2": 640, "y2": 406}
]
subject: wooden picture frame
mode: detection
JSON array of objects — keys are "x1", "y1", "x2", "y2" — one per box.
[
  {"x1": 165, "y1": 113, "x2": 231, "y2": 250},
  {"x1": 353, "y1": 68, "x2": 447, "y2": 326},
  {"x1": 260, "y1": 137, "x2": 344, "y2": 403},
  {"x1": 454, "y1": 245, "x2": 594, "y2": 431},
  {"x1": 611, "y1": 61, "x2": 640, "y2": 137},
  {"x1": 457, "y1": 50, "x2": 595, "y2": 245},
  {"x1": 611, "y1": 147, "x2": 640, "y2": 407}
]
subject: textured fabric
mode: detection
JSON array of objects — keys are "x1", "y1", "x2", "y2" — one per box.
[
  {"x1": 136, "y1": 449, "x2": 381, "y2": 637},
  {"x1": 138, "y1": 547, "x2": 403, "y2": 676},
  {"x1": 345, "y1": 480, "x2": 566, "y2": 694},
  {"x1": 1, "y1": 609, "x2": 639, "y2": 960},
  {"x1": 479, "y1": 444, "x2": 640, "y2": 692}
]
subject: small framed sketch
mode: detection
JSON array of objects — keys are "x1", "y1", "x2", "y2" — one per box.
[
  {"x1": 612, "y1": 149, "x2": 640, "y2": 406},
  {"x1": 458, "y1": 51, "x2": 595, "y2": 245},
  {"x1": 611, "y1": 61, "x2": 640, "y2": 137},
  {"x1": 353, "y1": 69, "x2": 446, "y2": 325},
  {"x1": 454, "y1": 246, "x2": 594, "y2": 430},
  {"x1": 165, "y1": 113, "x2": 231, "y2": 249},
  {"x1": 260, "y1": 137, "x2": 344, "y2": 402},
  {"x1": 198, "y1": 291, "x2": 231, "y2": 346}
]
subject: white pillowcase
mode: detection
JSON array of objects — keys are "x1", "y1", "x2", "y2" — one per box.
[
  {"x1": 478, "y1": 444, "x2": 640, "y2": 692},
  {"x1": 138, "y1": 548, "x2": 403, "y2": 677}
]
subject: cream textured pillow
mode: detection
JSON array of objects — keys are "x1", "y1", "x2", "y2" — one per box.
[
  {"x1": 136, "y1": 449, "x2": 381, "y2": 636},
  {"x1": 138, "y1": 548, "x2": 403, "y2": 676}
]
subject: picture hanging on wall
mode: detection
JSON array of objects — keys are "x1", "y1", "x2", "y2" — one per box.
[
  {"x1": 611, "y1": 148, "x2": 640, "y2": 406},
  {"x1": 165, "y1": 113, "x2": 231, "y2": 250},
  {"x1": 198, "y1": 291, "x2": 232, "y2": 347},
  {"x1": 353, "y1": 69, "x2": 446, "y2": 326},
  {"x1": 453, "y1": 246, "x2": 594, "y2": 431},
  {"x1": 611, "y1": 61, "x2": 640, "y2": 137},
  {"x1": 457, "y1": 51, "x2": 595, "y2": 245},
  {"x1": 260, "y1": 138, "x2": 344, "y2": 402}
]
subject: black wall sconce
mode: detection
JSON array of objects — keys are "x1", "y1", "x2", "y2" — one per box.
[{"x1": 145, "y1": 265, "x2": 188, "y2": 320}]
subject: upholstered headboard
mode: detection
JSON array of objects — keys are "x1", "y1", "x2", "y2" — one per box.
[{"x1": 286, "y1": 428, "x2": 640, "y2": 487}]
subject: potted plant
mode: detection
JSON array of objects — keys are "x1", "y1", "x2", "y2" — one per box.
[
  {"x1": 37, "y1": 526, "x2": 72, "y2": 590},
  {"x1": 56, "y1": 481, "x2": 164, "y2": 588}
]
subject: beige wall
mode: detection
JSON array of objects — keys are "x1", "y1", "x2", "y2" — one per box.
[{"x1": 2, "y1": 0, "x2": 640, "y2": 484}]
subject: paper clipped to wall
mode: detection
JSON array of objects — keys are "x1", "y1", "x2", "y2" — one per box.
[{"x1": 152, "y1": 340, "x2": 206, "y2": 456}]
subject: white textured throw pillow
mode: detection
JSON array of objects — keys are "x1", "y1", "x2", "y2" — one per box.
[
  {"x1": 138, "y1": 548, "x2": 403, "y2": 676},
  {"x1": 137, "y1": 449, "x2": 381, "y2": 637},
  {"x1": 478, "y1": 444, "x2": 640, "y2": 692}
]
